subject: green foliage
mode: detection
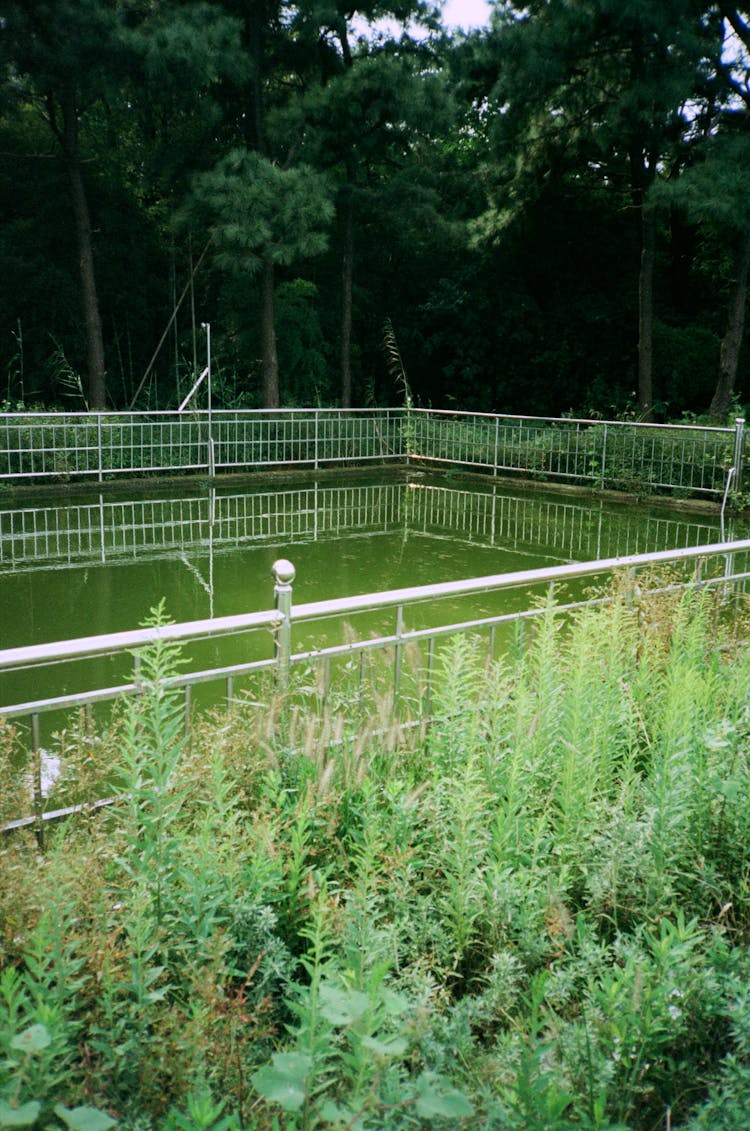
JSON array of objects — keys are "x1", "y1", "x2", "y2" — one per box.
[
  {"x1": 185, "y1": 149, "x2": 334, "y2": 276},
  {"x1": 3, "y1": 580, "x2": 750, "y2": 1125},
  {"x1": 252, "y1": 909, "x2": 476, "y2": 1126},
  {"x1": 1, "y1": 0, "x2": 745, "y2": 416}
]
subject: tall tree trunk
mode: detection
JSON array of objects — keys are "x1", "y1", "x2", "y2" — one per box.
[
  {"x1": 710, "y1": 227, "x2": 750, "y2": 419},
  {"x1": 260, "y1": 259, "x2": 279, "y2": 407},
  {"x1": 61, "y1": 89, "x2": 107, "y2": 410},
  {"x1": 337, "y1": 23, "x2": 355, "y2": 410},
  {"x1": 340, "y1": 188, "x2": 354, "y2": 408},
  {"x1": 638, "y1": 206, "x2": 656, "y2": 422}
]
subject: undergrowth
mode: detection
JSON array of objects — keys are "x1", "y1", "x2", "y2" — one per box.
[{"x1": 2, "y1": 581, "x2": 750, "y2": 1128}]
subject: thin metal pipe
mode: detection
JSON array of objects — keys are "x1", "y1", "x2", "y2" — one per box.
[
  {"x1": 721, "y1": 466, "x2": 736, "y2": 524},
  {"x1": 0, "y1": 607, "x2": 279, "y2": 671}
]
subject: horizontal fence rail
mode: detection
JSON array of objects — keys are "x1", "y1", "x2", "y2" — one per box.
[{"x1": 0, "y1": 409, "x2": 743, "y2": 501}]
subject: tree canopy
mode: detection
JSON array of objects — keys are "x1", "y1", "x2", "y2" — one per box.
[{"x1": 0, "y1": 0, "x2": 748, "y2": 419}]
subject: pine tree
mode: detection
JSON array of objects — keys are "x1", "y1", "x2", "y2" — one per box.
[
  {"x1": 477, "y1": 0, "x2": 717, "y2": 420},
  {"x1": 184, "y1": 150, "x2": 335, "y2": 407}
]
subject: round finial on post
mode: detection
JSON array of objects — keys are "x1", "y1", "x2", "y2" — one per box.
[{"x1": 272, "y1": 559, "x2": 296, "y2": 586}]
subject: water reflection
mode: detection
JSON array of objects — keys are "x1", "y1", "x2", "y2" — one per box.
[
  {"x1": 0, "y1": 472, "x2": 740, "y2": 657},
  {"x1": 0, "y1": 475, "x2": 731, "y2": 575}
]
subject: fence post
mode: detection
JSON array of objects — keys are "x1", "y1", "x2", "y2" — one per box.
[
  {"x1": 272, "y1": 559, "x2": 295, "y2": 692},
  {"x1": 31, "y1": 713, "x2": 44, "y2": 850},
  {"x1": 733, "y1": 417, "x2": 745, "y2": 495},
  {"x1": 493, "y1": 415, "x2": 499, "y2": 476},
  {"x1": 97, "y1": 413, "x2": 103, "y2": 482}
]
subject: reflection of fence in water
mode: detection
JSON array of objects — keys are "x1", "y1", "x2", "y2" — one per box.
[
  {"x1": 404, "y1": 482, "x2": 723, "y2": 560},
  {"x1": 0, "y1": 478, "x2": 727, "y2": 573},
  {"x1": 409, "y1": 484, "x2": 723, "y2": 559},
  {"x1": 0, "y1": 482, "x2": 403, "y2": 571}
]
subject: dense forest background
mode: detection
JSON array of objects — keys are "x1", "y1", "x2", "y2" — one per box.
[{"x1": 2, "y1": 1, "x2": 750, "y2": 422}]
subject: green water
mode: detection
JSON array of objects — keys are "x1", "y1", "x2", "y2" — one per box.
[{"x1": 0, "y1": 470, "x2": 742, "y2": 713}]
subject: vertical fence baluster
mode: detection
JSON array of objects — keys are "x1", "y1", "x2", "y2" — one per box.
[
  {"x1": 272, "y1": 559, "x2": 295, "y2": 693},
  {"x1": 97, "y1": 414, "x2": 103, "y2": 483},
  {"x1": 31, "y1": 713, "x2": 43, "y2": 850},
  {"x1": 184, "y1": 684, "x2": 192, "y2": 737},
  {"x1": 734, "y1": 417, "x2": 745, "y2": 495},
  {"x1": 358, "y1": 651, "x2": 367, "y2": 718},
  {"x1": 322, "y1": 656, "x2": 331, "y2": 710},
  {"x1": 394, "y1": 604, "x2": 404, "y2": 714},
  {"x1": 424, "y1": 636, "x2": 435, "y2": 726}
]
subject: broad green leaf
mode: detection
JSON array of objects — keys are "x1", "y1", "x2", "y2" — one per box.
[
  {"x1": 319, "y1": 985, "x2": 369, "y2": 1027},
  {"x1": 415, "y1": 1090, "x2": 474, "y2": 1119},
  {"x1": 380, "y1": 988, "x2": 410, "y2": 1017},
  {"x1": 360, "y1": 1035, "x2": 408, "y2": 1058},
  {"x1": 319, "y1": 1100, "x2": 366, "y2": 1129},
  {"x1": 251, "y1": 1052, "x2": 312, "y2": 1112},
  {"x1": 415, "y1": 1074, "x2": 474, "y2": 1119},
  {"x1": 10, "y1": 1025, "x2": 50, "y2": 1055},
  {"x1": 0, "y1": 1100, "x2": 41, "y2": 1127},
  {"x1": 54, "y1": 1105, "x2": 117, "y2": 1131},
  {"x1": 145, "y1": 988, "x2": 170, "y2": 1004}
]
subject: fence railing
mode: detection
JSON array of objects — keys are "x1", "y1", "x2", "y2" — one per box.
[
  {"x1": 0, "y1": 408, "x2": 405, "y2": 481},
  {"x1": 2, "y1": 538, "x2": 749, "y2": 774},
  {"x1": 0, "y1": 408, "x2": 743, "y2": 501},
  {"x1": 409, "y1": 409, "x2": 742, "y2": 498}
]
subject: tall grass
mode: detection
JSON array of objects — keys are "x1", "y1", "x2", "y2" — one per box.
[{"x1": 1, "y1": 579, "x2": 750, "y2": 1128}]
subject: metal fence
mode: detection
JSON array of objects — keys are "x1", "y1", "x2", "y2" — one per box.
[
  {"x1": 0, "y1": 409, "x2": 404, "y2": 481},
  {"x1": 0, "y1": 408, "x2": 743, "y2": 501},
  {"x1": 2, "y1": 539, "x2": 749, "y2": 779},
  {"x1": 409, "y1": 410, "x2": 742, "y2": 498}
]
